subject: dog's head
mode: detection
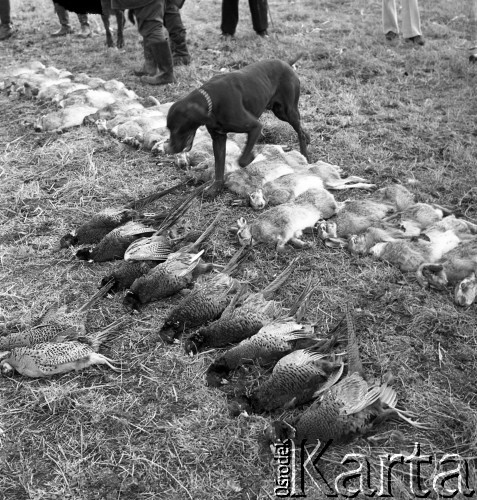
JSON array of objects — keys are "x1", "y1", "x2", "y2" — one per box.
[{"x1": 164, "y1": 98, "x2": 209, "y2": 155}]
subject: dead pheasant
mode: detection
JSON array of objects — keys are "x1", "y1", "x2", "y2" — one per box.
[
  {"x1": 206, "y1": 297, "x2": 345, "y2": 387},
  {"x1": 0, "y1": 319, "x2": 124, "y2": 378},
  {"x1": 159, "y1": 247, "x2": 250, "y2": 343},
  {"x1": 99, "y1": 260, "x2": 158, "y2": 294},
  {"x1": 60, "y1": 181, "x2": 186, "y2": 248},
  {"x1": 75, "y1": 183, "x2": 209, "y2": 263},
  {"x1": 184, "y1": 259, "x2": 298, "y2": 354},
  {"x1": 122, "y1": 214, "x2": 220, "y2": 312},
  {"x1": 265, "y1": 304, "x2": 428, "y2": 446},
  {"x1": 0, "y1": 281, "x2": 114, "y2": 350},
  {"x1": 250, "y1": 349, "x2": 344, "y2": 412}
]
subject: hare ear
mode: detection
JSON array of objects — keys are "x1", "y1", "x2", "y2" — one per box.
[{"x1": 237, "y1": 217, "x2": 247, "y2": 229}]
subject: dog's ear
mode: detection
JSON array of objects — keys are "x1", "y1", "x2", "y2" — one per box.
[{"x1": 186, "y1": 102, "x2": 210, "y2": 125}]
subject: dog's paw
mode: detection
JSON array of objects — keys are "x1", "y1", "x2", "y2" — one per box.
[{"x1": 204, "y1": 181, "x2": 225, "y2": 199}]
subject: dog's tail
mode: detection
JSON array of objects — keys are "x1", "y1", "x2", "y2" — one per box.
[{"x1": 288, "y1": 52, "x2": 306, "y2": 67}]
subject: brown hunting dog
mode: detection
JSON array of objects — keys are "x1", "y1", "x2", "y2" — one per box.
[{"x1": 164, "y1": 55, "x2": 310, "y2": 198}]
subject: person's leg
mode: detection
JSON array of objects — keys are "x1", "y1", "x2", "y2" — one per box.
[
  {"x1": 382, "y1": 0, "x2": 399, "y2": 38},
  {"x1": 77, "y1": 13, "x2": 91, "y2": 38},
  {"x1": 249, "y1": 0, "x2": 268, "y2": 36},
  {"x1": 51, "y1": 2, "x2": 72, "y2": 36},
  {"x1": 0, "y1": 0, "x2": 13, "y2": 40},
  {"x1": 402, "y1": 0, "x2": 424, "y2": 43},
  {"x1": 164, "y1": 0, "x2": 190, "y2": 65},
  {"x1": 136, "y1": 0, "x2": 174, "y2": 85},
  {"x1": 221, "y1": 0, "x2": 239, "y2": 36},
  {"x1": 469, "y1": 0, "x2": 477, "y2": 62}
]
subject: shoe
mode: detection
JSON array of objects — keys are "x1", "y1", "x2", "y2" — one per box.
[
  {"x1": 134, "y1": 43, "x2": 157, "y2": 76},
  {"x1": 385, "y1": 31, "x2": 398, "y2": 41},
  {"x1": 0, "y1": 23, "x2": 13, "y2": 41},
  {"x1": 78, "y1": 25, "x2": 92, "y2": 38},
  {"x1": 405, "y1": 35, "x2": 425, "y2": 46},
  {"x1": 140, "y1": 40, "x2": 175, "y2": 85},
  {"x1": 257, "y1": 30, "x2": 269, "y2": 38},
  {"x1": 220, "y1": 33, "x2": 235, "y2": 41},
  {"x1": 51, "y1": 26, "x2": 73, "y2": 37},
  {"x1": 173, "y1": 55, "x2": 191, "y2": 66}
]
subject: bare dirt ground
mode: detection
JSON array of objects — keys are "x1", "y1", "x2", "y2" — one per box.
[{"x1": 1, "y1": 0, "x2": 477, "y2": 498}]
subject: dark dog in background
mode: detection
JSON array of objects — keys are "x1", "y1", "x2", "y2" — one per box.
[
  {"x1": 53, "y1": 0, "x2": 127, "y2": 48},
  {"x1": 164, "y1": 55, "x2": 310, "y2": 198}
]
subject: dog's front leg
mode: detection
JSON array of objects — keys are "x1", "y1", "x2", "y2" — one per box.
[
  {"x1": 239, "y1": 121, "x2": 262, "y2": 168},
  {"x1": 205, "y1": 130, "x2": 227, "y2": 199}
]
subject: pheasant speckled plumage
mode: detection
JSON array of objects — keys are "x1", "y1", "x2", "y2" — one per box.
[
  {"x1": 0, "y1": 320, "x2": 123, "y2": 378},
  {"x1": 205, "y1": 280, "x2": 331, "y2": 384},
  {"x1": 266, "y1": 305, "x2": 427, "y2": 446},
  {"x1": 251, "y1": 349, "x2": 344, "y2": 412},
  {"x1": 0, "y1": 281, "x2": 114, "y2": 350},
  {"x1": 76, "y1": 221, "x2": 156, "y2": 262},
  {"x1": 123, "y1": 250, "x2": 213, "y2": 312},
  {"x1": 159, "y1": 247, "x2": 249, "y2": 343},
  {"x1": 184, "y1": 259, "x2": 298, "y2": 354},
  {"x1": 124, "y1": 234, "x2": 172, "y2": 262},
  {"x1": 99, "y1": 260, "x2": 158, "y2": 294}
]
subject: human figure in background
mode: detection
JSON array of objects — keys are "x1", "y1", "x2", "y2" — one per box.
[
  {"x1": 115, "y1": 0, "x2": 174, "y2": 86},
  {"x1": 51, "y1": 2, "x2": 91, "y2": 38},
  {"x1": 165, "y1": 0, "x2": 190, "y2": 66},
  {"x1": 0, "y1": 0, "x2": 13, "y2": 40},
  {"x1": 469, "y1": 0, "x2": 477, "y2": 62},
  {"x1": 221, "y1": 0, "x2": 269, "y2": 39},
  {"x1": 382, "y1": 0, "x2": 425, "y2": 45},
  {"x1": 134, "y1": 0, "x2": 190, "y2": 77}
]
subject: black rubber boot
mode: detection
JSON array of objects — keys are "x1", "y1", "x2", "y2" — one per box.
[
  {"x1": 140, "y1": 40, "x2": 175, "y2": 85},
  {"x1": 134, "y1": 42, "x2": 157, "y2": 76}
]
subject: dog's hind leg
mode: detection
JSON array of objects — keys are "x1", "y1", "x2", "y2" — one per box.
[
  {"x1": 237, "y1": 118, "x2": 262, "y2": 167},
  {"x1": 273, "y1": 103, "x2": 309, "y2": 162}
]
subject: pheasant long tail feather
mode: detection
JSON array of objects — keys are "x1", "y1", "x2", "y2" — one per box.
[
  {"x1": 312, "y1": 361, "x2": 345, "y2": 398},
  {"x1": 345, "y1": 303, "x2": 364, "y2": 376},
  {"x1": 155, "y1": 182, "x2": 211, "y2": 235},
  {"x1": 222, "y1": 247, "x2": 251, "y2": 276},
  {"x1": 126, "y1": 180, "x2": 191, "y2": 210},
  {"x1": 76, "y1": 280, "x2": 115, "y2": 314},
  {"x1": 185, "y1": 213, "x2": 221, "y2": 252},
  {"x1": 176, "y1": 250, "x2": 205, "y2": 277},
  {"x1": 288, "y1": 275, "x2": 317, "y2": 321},
  {"x1": 83, "y1": 317, "x2": 128, "y2": 352},
  {"x1": 221, "y1": 282, "x2": 248, "y2": 318},
  {"x1": 262, "y1": 257, "x2": 298, "y2": 300}
]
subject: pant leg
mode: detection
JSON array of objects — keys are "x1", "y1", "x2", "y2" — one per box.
[
  {"x1": 54, "y1": 2, "x2": 71, "y2": 28},
  {"x1": 248, "y1": 0, "x2": 268, "y2": 33},
  {"x1": 469, "y1": 0, "x2": 477, "y2": 45},
  {"x1": 0, "y1": 0, "x2": 11, "y2": 25},
  {"x1": 164, "y1": 0, "x2": 189, "y2": 57},
  {"x1": 221, "y1": 0, "x2": 239, "y2": 35},
  {"x1": 135, "y1": 0, "x2": 167, "y2": 44},
  {"x1": 401, "y1": 0, "x2": 421, "y2": 38},
  {"x1": 77, "y1": 14, "x2": 89, "y2": 27},
  {"x1": 382, "y1": 0, "x2": 399, "y2": 34}
]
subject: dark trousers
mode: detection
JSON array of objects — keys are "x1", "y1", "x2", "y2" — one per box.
[
  {"x1": 165, "y1": 0, "x2": 189, "y2": 57},
  {"x1": 134, "y1": 0, "x2": 167, "y2": 44},
  {"x1": 54, "y1": 2, "x2": 89, "y2": 27},
  {"x1": 0, "y1": 0, "x2": 11, "y2": 25},
  {"x1": 221, "y1": 0, "x2": 268, "y2": 35}
]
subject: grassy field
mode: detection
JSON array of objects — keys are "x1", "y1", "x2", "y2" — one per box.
[{"x1": 1, "y1": 0, "x2": 477, "y2": 498}]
